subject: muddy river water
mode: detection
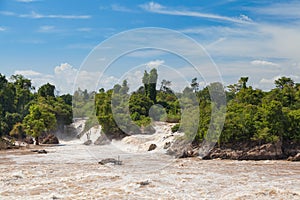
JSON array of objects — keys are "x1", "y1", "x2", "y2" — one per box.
[{"x1": 0, "y1": 122, "x2": 299, "y2": 199}]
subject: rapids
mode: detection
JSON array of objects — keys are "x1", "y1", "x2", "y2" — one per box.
[{"x1": 0, "y1": 122, "x2": 299, "y2": 199}]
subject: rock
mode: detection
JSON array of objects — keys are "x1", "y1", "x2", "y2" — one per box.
[
  {"x1": 287, "y1": 153, "x2": 300, "y2": 162},
  {"x1": 203, "y1": 141, "x2": 284, "y2": 160},
  {"x1": 166, "y1": 138, "x2": 197, "y2": 158},
  {"x1": 148, "y1": 144, "x2": 157, "y2": 151},
  {"x1": 163, "y1": 142, "x2": 171, "y2": 149},
  {"x1": 24, "y1": 136, "x2": 34, "y2": 144},
  {"x1": 38, "y1": 149, "x2": 47, "y2": 154},
  {"x1": 31, "y1": 149, "x2": 47, "y2": 154},
  {"x1": 98, "y1": 158, "x2": 122, "y2": 165},
  {"x1": 94, "y1": 134, "x2": 110, "y2": 145},
  {"x1": 142, "y1": 125, "x2": 156, "y2": 134},
  {"x1": 242, "y1": 142, "x2": 283, "y2": 160},
  {"x1": 138, "y1": 180, "x2": 150, "y2": 186},
  {"x1": 41, "y1": 134, "x2": 59, "y2": 144},
  {"x1": 83, "y1": 139, "x2": 92, "y2": 145}
]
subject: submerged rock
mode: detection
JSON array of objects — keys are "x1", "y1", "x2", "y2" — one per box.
[
  {"x1": 98, "y1": 158, "x2": 122, "y2": 165},
  {"x1": 163, "y1": 142, "x2": 171, "y2": 149},
  {"x1": 31, "y1": 149, "x2": 47, "y2": 154},
  {"x1": 138, "y1": 180, "x2": 150, "y2": 186},
  {"x1": 148, "y1": 144, "x2": 157, "y2": 151}
]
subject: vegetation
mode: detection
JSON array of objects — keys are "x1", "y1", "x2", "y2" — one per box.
[
  {"x1": 0, "y1": 74, "x2": 72, "y2": 145},
  {"x1": 94, "y1": 70, "x2": 300, "y2": 146},
  {"x1": 1, "y1": 69, "x2": 299, "y2": 148}
]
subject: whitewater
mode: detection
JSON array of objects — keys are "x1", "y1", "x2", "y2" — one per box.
[{"x1": 0, "y1": 122, "x2": 299, "y2": 199}]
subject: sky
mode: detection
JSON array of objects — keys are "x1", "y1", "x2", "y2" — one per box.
[{"x1": 1, "y1": 0, "x2": 300, "y2": 94}]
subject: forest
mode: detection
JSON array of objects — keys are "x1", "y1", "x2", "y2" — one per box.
[
  {"x1": 0, "y1": 74, "x2": 72, "y2": 145},
  {"x1": 1, "y1": 70, "x2": 300, "y2": 148},
  {"x1": 95, "y1": 69, "x2": 300, "y2": 147}
]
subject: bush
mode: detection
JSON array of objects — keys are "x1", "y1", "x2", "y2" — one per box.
[{"x1": 171, "y1": 124, "x2": 180, "y2": 133}]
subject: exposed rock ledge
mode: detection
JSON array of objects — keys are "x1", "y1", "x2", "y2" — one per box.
[{"x1": 167, "y1": 139, "x2": 300, "y2": 161}]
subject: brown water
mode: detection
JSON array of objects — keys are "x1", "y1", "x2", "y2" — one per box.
[{"x1": 1, "y1": 122, "x2": 300, "y2": 199}]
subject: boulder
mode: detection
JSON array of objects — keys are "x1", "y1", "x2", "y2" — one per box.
[
  {"x1": 94, "y1": 134, "x2": 110, "y2": 145},
  {"x1": 83, "y1": 140, "x2": 92, "y2": 145},
  {"x1": 287, "y1": 153, "x2": 300, "y2": 162},
  {"x1": 41, "y1": 134, "x2": 59, "y2": 144},
  {"x1": 148, "y1": 144, "x2": 157, "y2": 151},
  {"x1": 163, "y1": 142, "x2": 171, "y2": 149},
  {"x1": 98, "y1": 158, "x2": 122, "y2": 165},
  {"x1": 31, "y1": 149, "x2": 47, "y2": 154},
  {"x1": 142, "y1": 125, "x2": 156, "y2": 134},
  {"x1": 24, "y1": 136, "x2": 34, "y2": 144},
  {"x1": 166, "y1": 138, "x2": 197, "y2": 158}
]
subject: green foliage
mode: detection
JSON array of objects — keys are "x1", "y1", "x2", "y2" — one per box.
[
  {"x1": 23, "y1": 104, "x2": 57, "y2": 140},
  {"x1": 171, "y1": 124, "x2": 180, "y2": 133},
  {"x1": 38, "y1": 83, "x2": 55, "y2": 98}
]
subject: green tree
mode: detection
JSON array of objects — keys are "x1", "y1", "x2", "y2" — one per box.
[
  {"x1": 23, "y1": 104, "x2": 56, "y2": 145},
  {"x1": 38, "y1": 83, "x2": 55, "y2": 98}
]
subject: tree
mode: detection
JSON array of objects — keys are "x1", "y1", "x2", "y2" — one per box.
[
  {"x1": 275, "y1": 77, "x2": 294, "y2": 89},
  {"x1": 142, "y1": 70, "x2": 149, "y2": 95},
  {"x1": 11, "y1": 74, "x2": 34, "y2": 116},
  {"x1": 239, "y1": 77, "x2": 249, "y2": 89},
  {"x1": 23, "y1": 104, "x2": 56, "y2": 145},
  {"x1": 38, "y1": 83, "x2": 55, "y2": 98},
  {"x1": 160, "y1": 79, "x2": 172, "y2": 92},
  {"x1": 191, "y1": 77, "x2": 199, "y2": 92},
  {"x1": 148, "y1": 68, "x2": 158, "y2": 102}
]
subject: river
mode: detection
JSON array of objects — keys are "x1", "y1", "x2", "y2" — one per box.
[{"x1": 0, "y1": 122, "x2": 299, "y2": 199}]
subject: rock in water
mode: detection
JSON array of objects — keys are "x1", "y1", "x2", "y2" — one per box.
[
  {"x1": 148, "y1": 144, "x2": 157, "y2": 151},
  {"x1": 98, "y1": 158, "x2": 122, "y2": 165},
  {"x1": 138, "y1": 180, "x2": 150, "y2": 186},
  {"x1": 83, "y1": 139, "x2": 92, "y2": 145},
  {"x1": 94, "y1": 134, "x2": 110, "y2": 145},
  {"x1": 31, "y1": 149, "x2": 47, "y2": 154},
  {"x1": 164, "y1": 142, "x2": 171, "y2": 149},
  {"x1": 287, "y1": 152, "x2": 300, "y2": 162},
  {"x1": 41, "y1": 134, "x2": 59, "y2": 144}
]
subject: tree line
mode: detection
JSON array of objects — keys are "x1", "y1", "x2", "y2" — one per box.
[
  {"x1": 94, "y1": 69, "x2": 300, "y2": 146},
  {"x1": 1, "y1": 70, "x2": 299, "y2": 147}
]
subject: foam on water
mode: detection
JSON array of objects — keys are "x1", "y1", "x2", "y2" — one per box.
[{"x1": 1, "y1": 122, "x2": 299, "y2": 199}]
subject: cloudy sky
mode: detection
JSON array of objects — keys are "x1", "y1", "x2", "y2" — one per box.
[{"x1": 1, "y1": 0, "x2": 300, "y2": 94}]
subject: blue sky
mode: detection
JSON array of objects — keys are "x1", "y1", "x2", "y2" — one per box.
[{"x1": 1, "y1": 0, "x2": 300, "y2": 94}]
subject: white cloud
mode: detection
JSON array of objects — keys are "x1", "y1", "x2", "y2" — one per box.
[
  {"x1": 14, "y1": 70, "x2": 42, "y2": 76},
  {"x1": 127, "y1": 49, "x2": 166, "y2": 58},
  {"x1": 66, "y1": 44, "x2": 95, "y2": 50},
  {"x1": 140, "y1": 2, "x2": 254, "y2": 24},
  {"x1": 16, "y1": 0, "x2": 39, "y2": 2},
  {"x1": 251, "y1": 60, "x2": 279, "y2": 67},
  {"x1": 111, "y1": 4, "x2": 132, "y2": 12},
  {"x1": 140, "y1": 2, "x2": 164, "y2": 10},
  {"x1": 76, "y1": 28, "x2": 92, "y2": 32},
  {"x1": 145, "y1": 59, "x2": 165, "y2": 68},
  {"x1": 38, "y1": 25, "x2": 55, "y2": 32},
  {"x1": 0, "y1": 26, "x2": 6, "y2": 32},
  {"x1": 252, "y1": 2, "x2": 300, "y2": 19},
  {"x1": 0, "y1": 11, "x2": 15, "y2": 16},
  {"x1": 15, "y1": 11, "x2": 90, "y2": 19}
]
